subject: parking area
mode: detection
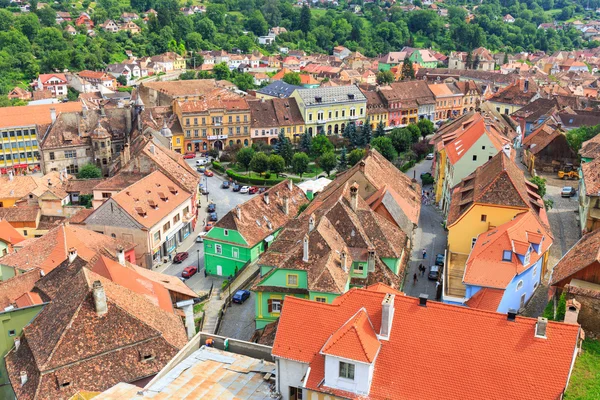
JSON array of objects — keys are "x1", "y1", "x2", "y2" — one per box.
[{"x1": 217, "y1": 290, "x2": 256, "y2": 341}]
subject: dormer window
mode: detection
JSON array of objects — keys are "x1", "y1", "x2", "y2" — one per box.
[
  {"x1": 168, "y1": 186, "x2": 178, "y2": 195},
  {"x1": 339, "y1": 361, "x2": 355, "y2": 380},
  {"x1": 502, "y1": 250, "x2": 512, "y2": 261}
]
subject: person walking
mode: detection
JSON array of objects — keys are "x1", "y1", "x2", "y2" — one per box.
[
  {"x1": 413, "y1": 272, "x2": 418, "y2": 285},
  {"x1": 422, "y1": 248, "x2": 427, "y2": 259},
  {"x1": 421, "y1": 264, "x2": 426, "y2": 276}
]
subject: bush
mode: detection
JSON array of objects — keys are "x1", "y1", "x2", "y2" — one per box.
[
  {"x1": 219, "y1": 153, "x2": 232, "y2": 163},
  {"x1": 212, "y1": 161, "x2": 225, "y2": 173},
  {"x1": 226, "y1": 169, "x2": 300, "y2": 186},
  {"x1": 399, "y1": 160, "x2": 416, "y2": 172},
  {"x1": 421, "y1": 173, "x2": 434, "y2": 185},
  {"x1": 265, "y1": 172, "x2": 271, "y2": 179}
]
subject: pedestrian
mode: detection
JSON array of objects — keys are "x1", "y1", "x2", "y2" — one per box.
[
  {"x1": 421, "y1": 264, "x2": 425, "y2": 276},
  {"x1": 204, "y1": 269, "x2": 208, "y2": 278},
  {"x1": 422, "y1": 248, "x2": 427, "y2": 259},
  {"x1": 203, "y1": 218, "x2": 206, "y2": 226},
  {"x1": 413, "y1": 272, "x2": 418, "y2": 285}
]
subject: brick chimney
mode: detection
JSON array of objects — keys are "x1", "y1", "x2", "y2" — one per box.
[
  {"x1": 116, "y1": 245, "x2": 126, "y2": 266},
  {"x1": 68, "y1": 247, "x2": 77, "y2": 263},
  {"x1": 350, "y1": 182, "x2": 359, "y2": 212},
  {"x1": 92, "y1": 280, "x2": 108, "y2": 317},
  {"x1": 564, "y1": 299, "x2": 581, "y2": 324}
]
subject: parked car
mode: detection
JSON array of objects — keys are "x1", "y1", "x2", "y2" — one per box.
[
  {"x1": 182, "y1": 265, "x2": 198, "y2": 278},
  {"x1": 207, "y1": 203, "x2": 216, "y2": 213},
  {"x1": 426, "y1": 153, "x2": 434, "y2": 160},
  {"x1": 232, "y1": 183, "x2": 241, "y2": 192},
  {"x1": 204, "y1": 169, "x2": 214, "y2": 177},
  {"x1": 196, "y1": 232, "x2": 207, "y2": 243},
  {"x1": 183, "y1": 152, "x2": 196, "y2": 159},
  {"x1": 205, "y1": 221, "x2": 214, "y2": 232},
  {"x1": 232, "y1": 290, "x2": 251, "y2": 304},
  {"x1": 561, "y1": 186, "x2": 576, "y2": 198},
  {"x1": 209, "y1": 212, "x2": 218, "y2": 221},
  {"x1": 258, "y1": 187, "x2": 267, "y2": 194},
  {"x1": 221, "y1": 181, "x2": 230, "y2": 189},
  {"x1": 197, "y1": 166, "x2": 206, "y2": 173},
  {"x1": 200, "y1": 184, "x2": 209, "y2": 195},
  {"x1": 240, "y1": 186, "x2": 250, "y2": 194},
  {"x1": 435, "y1": 254, "x2": 445, "y2": 267},
  {"x1": 249, "y1": 186, "x2": 259, "y2": 194},
  {"x1": 195, "y1": 159, "x2": 208, "y2": 166},
  {"x1": 173, "y1": 252, "x2": 189, "y2": 264},
  {"x1": 428, "y1": 265, "x2": 440, "y2": 281}
]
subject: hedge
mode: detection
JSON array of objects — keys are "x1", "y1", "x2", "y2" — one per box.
[
  {"x1": 212, "y1": 161, "x2": 225, "y2": 173},
  {"x1": 400, "y1": 160, "x2": 416, "y2": 172},
  {"x1": 225, "y1": 169, "x2": 301, "y2": 186}
]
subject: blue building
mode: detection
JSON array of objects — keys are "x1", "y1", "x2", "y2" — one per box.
[{"x1": 459, "y1": 211, "x2": 552, "y2": 313}]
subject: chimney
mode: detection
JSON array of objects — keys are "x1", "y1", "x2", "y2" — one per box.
[
  {"x1": 50, "y1": 108, "x2": 56, "y2": 123},
  {"x1": 8, "y1": 170, "x2": 13, "y2": 181},
  {"x1": 359, "y1": 160, "x2": 365, "y2": 172},
  {"x1": 283, "y1": 196, "x2": 289, "y2": 215},
  {"x1": 302, "y1": 234, "x2": 309, "y2": 262},
  {"x1": 20, "y1": 371, "x2": 27, "y2": 386},
  {"x1": 340, "y1": 250, "x2": 347, "y2": 272},
  {"x1": 308, "y1": 214, "x2": 315, "y2": 232},
  {"x1": 419, "y1": 293, "x2": 429, "y2": 307},
  {"x1": 126, "y1": 107, "x2": 132, "y2": 133},
  {"x1": 122, "y1": 142, "x2": 131, "y2": 165},
  {"x1": 92, "y1": 280, "x2": 108, "y2": 317},
  {"x1": 367, "y1": 247, "x2": 376, "y2": 272},
  {"x1": 14, "y1": 337, "x2": 20, "y2": 350},
  {"x1": 380, "y1": 293, "x2": 395, "y2": 339},
  {"x1": 116, "y1": 245, "x2": 126, "y2": 266},
  {"x1": 350, "y1": 182, "x2": 359, "y2": 212},
  {"x1": 524, "y1": 78, "x2": 529, "y2": 93},
  {"x1": 288, "y1": 179, "x2": 293, "y2": 191},
  {"x1": 149, "y1": 144, "x2": 155, "y2": 154},
  {"x1": 47, "y1": 178, "x2": 52, "y2": 187},
  {"x1": 503, "y1": 144, "x2": 511, "y2": 158},
  {"x1": 564, "y1": 299, "x2": 581, "y2": 324},
  {"x1": 535, "y1": 317, "x2": 548, "y2": 338},
  {"x1": 507, "y1": 309, "x2": 517, "y2": 321},
  {"x1": 261, "y1": 97, "x2": 265, "y2": 103},
  {"x1": 264, "y1": 192, "x2": 270, "y2": 205},
  {"x1": 235, "y1": 206, "x2": 241, "y2": 220},
  {"x1": 68, "y1": 247, "x2": 77, "y2": 263}
]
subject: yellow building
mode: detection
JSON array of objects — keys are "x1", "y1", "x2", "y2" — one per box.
[
  {"x1": 291, "y1": 86, "x2": 367, "y2": 136},
  {"x1": 173, "y1": 89, "x2": 251, "y2": 152},
  {"x1": 443, "y1": 152, "x2": 548, "y2": 301}
]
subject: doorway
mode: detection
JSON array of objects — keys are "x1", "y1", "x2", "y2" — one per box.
[{"x1": 217, "y1": 265, "x2": 223, "y2": 276}]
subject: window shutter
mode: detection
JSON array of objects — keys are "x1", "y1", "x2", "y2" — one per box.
[{"x1": 267, "y1": 299, "x2": 272, "y2": 313}]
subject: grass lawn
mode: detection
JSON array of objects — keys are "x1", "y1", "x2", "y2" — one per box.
[
  {"x1": 193, "y1": 302, "x2": 205, "y2": 315},
  {"x1": 565, "y1": 339, "x2": 600, "y2": 399}
]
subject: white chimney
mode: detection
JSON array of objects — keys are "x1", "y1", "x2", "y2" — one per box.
[
  {"x1": 8, "y1": 170, "x2": 13, "y2": 181},
  {"x1": 379, "y1": 294, "x2": 395, "y2": 340},
  {"x1": 20, "y1": 371, "x2": 27, "y2": 386},
  {"x1": 503, "y1": 144, "x2": 511, "y2": 158},
  {"x1": 282, "y1": 197, "x2": 289, "y2": 216},
  {"x1": 14, "y1": 337, "x2": 20, "y2": 350},
  {"x1": 149, "y1": 144, "x2": 155, "y2": 154},
  {"x1": 308, "y1": 214, "x2": 315, "y2": 232},
  {"x1": 288, "y1": 179, "x2": 293, "y2": 191},
  {"x1": 303, "y1": 234, "x2": 309, "y2": 262},
  {"x1": 264, "y1": 192, "x2": 270, "y2": 205},
  {"x1": 350, "y1": 182, "x2": 359, "y2": 212},
  {"x1": 235, "y1": 206, "x2": 241, "y2": 220},
  {"x1": 535, "y1": 317, "x2": 548, "y2": 338},
  {"x1": 116, "y1": 245, "x2": 126, "y2": 266},
  {"x1": 367, "y1": 247, "x2": 375, "y2": 272},
  {"x1": 68, "y1": 247, "x2": 77, "y2": 263},
  {"x1": 92, "y1": 280, "x2": 108, "y2": 317},
  {"x1": 340, "y1": 250, "x2": 347, "y2": 272},
  {"x1": 50, "y1": 108, "x2": 56, "y2": 123}
]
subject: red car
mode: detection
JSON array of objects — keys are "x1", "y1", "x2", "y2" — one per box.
[
  {"x1": 182, "y1": 266, "x2": 198, "y2": 278},
  {"x1": 205, "y1": 221, "x2": 214, "y2": 232},
  {"x1": 183, "y1": 152, "x2": 195, "y2": 159},
  {"x1": 173, "y1": 252, "x2": 189, "y2": 263},
  {"x1": 204, "y1": 169, "x2": 214, "y2": 177},
  {"x1": 248, "y1": 186, "x2": 259, "y2": 194}
]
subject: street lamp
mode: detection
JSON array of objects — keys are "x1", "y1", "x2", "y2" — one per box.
[
  {"x1": 205, "y1": 177, "x2": 209, "y2": 202},
  {"x1": 197, "y1": 249, "x2": 200, "y2": 275}
]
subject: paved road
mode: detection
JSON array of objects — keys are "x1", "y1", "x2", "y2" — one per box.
[
  {"x1": 217, "y1": 292, "x2": 256, "y2": 341},
  {"x1": 403, "y1": 158, "x2": 448, "y2": 300}
]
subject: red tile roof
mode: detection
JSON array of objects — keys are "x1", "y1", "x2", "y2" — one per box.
[
  {"x1": 465, "y1": 288, "x2": 504, "y2": 312},
  {"x1": 582, "y1": 157, "x2": 600, "y2": 196},
  {"x1": 14, "y1": 291, "x2": 43, "y2": 308},
  {"x1": 550, "y1": 228, "x2": 600, "y2": 286},
  {"x1": 0, "y1": 102, "x2": 82, "y2": 129},
  {"x1": 321, "y1": 308, "x2": 380, "y2": 363},
  {"x1": 0, "y1": 218, "x2": 25, "y2": 246},
  {"x1": 273, "y1": 287, "x2": 580, "y2": 400},
  {"x1": 0, "y1": 270, "x2": 43, "y2": 309}
]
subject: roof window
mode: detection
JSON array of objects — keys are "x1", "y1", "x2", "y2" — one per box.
[
  {"x1": 502, "y1": 250, "x2": 512, "y2": 261},
  {"x1": 158, "y1": 192, "x2": 169, "y2": 201},
  {"x1": 168, "y1": 186, "x2": 178, "y2": 195},
  {"x1": 135, "y1": 207, "x2": 147, "y2": 217}
]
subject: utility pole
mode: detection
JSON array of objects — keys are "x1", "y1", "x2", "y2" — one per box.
[{"x1": 197, "y1": 249, "x2": 200, "y2": 274}]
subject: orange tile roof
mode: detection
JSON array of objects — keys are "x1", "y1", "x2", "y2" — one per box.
[
  {"x1": 273, "y1": 287, "x2": 581, "y2": 400},
  {"x1": 550, "y1": 228, "x2": 600, "y2": 286},
  {"x1": 465, "y1": 288, "x2": 504, "y2": 312},
  {"x1": 0, "y1": 270, "x2": 42, "y2": 309},
  {"x1": 582, "y1": 157, "x2": 600, "y2": 196},
  {"x1": 0, "y1": 218, "x2": 25, "y2": 246},
  {"x1": 110, "y1": 170, "x2": 191, "y2": 229},
  {"x1": 321, "y1": 308, "x2": 380, "y2": 363},
  {"x1": 14, "y1": 291, "x2": 43, "y2": 308},
  {"x1": 0, "y1": 102, "x2": 82, "y2": 129},
  {"x1": 464, "y1": 211, "x2": 552, "y2": 288}
]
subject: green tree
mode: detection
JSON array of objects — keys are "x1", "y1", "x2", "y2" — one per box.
[
  {"x1": 245, "y1": 10, "x2": 268, "y2": 36},
  {"x1": 343, "y1": 123, "x2": 359, "y2": 148},
  {"x1": 417, "y1": 119, "x2": 435, "y2": 138},
  {"x1": 78, "y1": 163, "x2": 102, "y2": 179},
  {"x1": 236, "y1": 147, "x2": 255, "y2": 172},
  {"x1": 299, "y1": 131, "x2": 312, "y2": 153},
  {"x1": 359, "y1": 119, "x2": 372, "y2": 146},
  {"x1": 299, "y1": 4, "x2": 311, "y2": 34},
  {"x1": 311, "y1": 134, "x2": 334, "y2": 157},
  {"x1": 529, "y1": 176, "x2": 547, "y2": 198},
  {"x1": 503, "y1": 52, "x2": 509, "y2": 65},
  {"x1": 280, "y1": 139, "x2": 294, "y2": 167},
  {"x1": 268, "y1": 154, "x2": 286, "y2": 177},
  {"x1": 282, "y1": 72, "x2": 301, "y2": 86},
  {"x1": 319, "y1": 151, "x2": 337, "y2": 176},
  {"x1": 116, "y1": 75, "x2": 127, "y2": 86},
  {"x1": 556, "y1": 292, "x2": 567, "y2": 321},
  {"x1": 250, "y1": 152, "x2": 269, "y2": 176},
  {"x1": 348, "y1": 148, "x2": 365, "y2": 166},
  {"x1": 67, "y1": 87, "x2": 79, "y2": 102},
  {"x1": 274, "y1": 129, "x2": 287, "y2": 155},
  {"x1": 213, "y1": 62, "x2": 230, "y2": 81},
  {"x1": 180, "y1": 71, "x2": 197, "y2": 80},
  {"x1": 338, "y1": 147, "x2": 348, "y2": 171},
  {"x1": 233, "y1": 73, "x2": 255, "y2": 91},
  {"x1": 407, "y1": 124, "x2": 421, "y2": 143},
  {"x1": 376, "y1": 70, "x2": 394, "y2": 85},
  {"x1": 389, "y1": 128, "x2": 412, "y2": 153},
  {"x1": 186, "y1": 32, "x2": 204, "y2": 51},
  {"x1": 371, "y1": 137, "x2": 398, "y2": 161},
  {"x1": 79, "y1": 194, "x2": 93, "y2": 208},
  {"x1": 374, "y1": 121, "x2": 386, "y2": 138},
  {"x1": 401, "y1": 56, "x2": 415, "y2": 80},
  {"x1": 292, "y1": 152, "x2": 310, "y2": 178}
]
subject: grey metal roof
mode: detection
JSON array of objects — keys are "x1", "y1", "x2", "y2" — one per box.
[
  {"x1": 295, "y1": 85, "x2": 367, "y2": 106},
  {"x1": 256, "y1": 81, "x2": 302, "y2": 98}
]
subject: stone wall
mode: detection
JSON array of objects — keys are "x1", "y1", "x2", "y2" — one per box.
[{"x1": 565, "y1": 284, "x2": 600, "y2": 337}]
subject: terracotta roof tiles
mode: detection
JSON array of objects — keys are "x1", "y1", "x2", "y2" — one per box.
[
  {"x1": 0, "y1": 102, "x2": 82, "y2": 129},
  {"x1": 550, "y1": 228, "x2": 600, "y2": 286},
  {"x1": 582, "y1": 158, "x2": 600, "y2": 196}
]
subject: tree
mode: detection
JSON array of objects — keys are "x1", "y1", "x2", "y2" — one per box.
[
  {"x1": 465, "y1": 51, "x2": 473, "y2": 69},
  {"x1": 78, "y1": 163, "x2": 102, "y2": 179},
  {"x1": 236, "y1": 147, "x2": 255, "y2": 172},
  {"x1": 311, "y1": 134, "x2": 334, "y2": 157},
  {"x1": 343, "y1": 123, "x2": 359, "y2": 148},
  {"x1": 299, "y1": 131, "x2": 312, "y2": 153},
  {"x1": 299, "y1": 4, "x2": 311, "y2": 34},
  {"x1": 371, "y1": 137, "x2": 398, "y2": 161},
  {"x1": 318, "y1": 151, "x2": 337, "y2": 176},
  {"x1": 245, "y1": 10, "x2": 268, "y2": 36},
  {"x1": 359, "y1": 119, "x2": 372, "y2": 146},
  {"x1": 213, "y1": 62, "x2": 230, "y2": 81},
  {"x1": 292, "y1": 152, "x2": 310, "y2": 178},
  {"x1": 412, "y1": 140, "x2": 431, "y2": 160},
  {"x1": 268, "y1": 154, "x2": 286, "y2": 177},
  {"x1": 376, "y1": 70, "x2": 395, "y2": 85},
  {"x1": 116, "y1": 75, "x2": 127, "y2": 86},
  {"x1": 233, "y1": 73, "x2": 255, "y2": 92},
  {"x1": 503, "y1": 52, "x2": 509, "y2": 65},
  {"x1": 282, "y1": 72, "x2": 301, "y2": 86},
  {"x1": 407, "y1": 124, "x2": 421, "y2": 143},
  {"x1": 374, "y1": 121, "x2": 386, "y2": 138},
  {"x1": 179, "y1": 71, "x2": 197, "y2": 80},
  {"x1": 273, "y1": 129, "x2": 287, "y2": 155},
  {"x1": 389, "y1": 128, "x2": 412, "y2": 153},
  {"x1": 401, "y1": 56, "x2": 415, "y2": 80},
  {"x1": 338, "y1": 147, "x2": 348, "y2": 171},
  {"x1": 417, "y1": 119, "x2": 435, "y2": 138},
  {"x1": 348, "y1": 148, "x2": 365, "y2": 166},
  {"x1": 280, "y1": 138, "x2": 294, "y2": 167},
  {"x1": 529, "y1": 176, "x2": 547, "y2": 198},
  {"x1": 250, "y1": 152, "x2": 269, "y2": 176}
]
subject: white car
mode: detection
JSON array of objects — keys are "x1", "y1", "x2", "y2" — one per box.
[
  {"x1": 195, "y1": 159, "x2": 208, "y2": 166},
  {"x1": 196, "y1": 232, "x2": 207, "y2": 243},
  {"x1": 240, "y1": 186, "x2": 250, "y2": 194},
  {"x1": 425, "y1": 153, "x2": 434, "y2": 160}
]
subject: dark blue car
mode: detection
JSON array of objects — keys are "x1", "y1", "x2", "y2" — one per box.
[
  {"x1": 209, "y1": 212, "x2": 218, "y2": 221},
  {"x1": 207, "y1": 203, "x2": 216, "y2": 213},
  {"x1": 232, "y1": 290, "x2": 251, "y2": 304}
]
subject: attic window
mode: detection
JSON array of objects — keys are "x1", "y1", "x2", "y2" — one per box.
[
  {"x1": 60, "y1": 382, "x2": 71, "y2": 388},
  {"x1": 135, "y1": 207, "x2": 147, "y2": 217},
  {"x1": 148, "y1": 200, "x2": 158, "y2": 209},
  {"x1": 141, "y1": 353, "x2": 155, "y2": 362},
  {"x1": 168, "y1": 186, "x2": 178, "y2": 195},
  {"x1": 158, "y1": 192, "x2": 169, "y2": 201},
  {"x1": 502, "y1": 250, "x2": 512, "y2": 261},
  {"x1": 348, "y1": 93, "x2": 355, "y2": 100},
  {"x1": 315, "y1": 96, "x2": 322, "y2": 103}
]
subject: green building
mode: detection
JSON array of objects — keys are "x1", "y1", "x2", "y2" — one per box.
[
  {"x1": 203, "y1": 180, "x2": 308, "y2": 277},
  {"x1": 252, "y1": 181, "x2": 409, "y2": 329},
  {"x1": 378, "y1": 49, "x2": 438, "y2": 71}
]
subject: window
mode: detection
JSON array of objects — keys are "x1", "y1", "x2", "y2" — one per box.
[
  {"x1": 215, "y1": 244, "x2": 222, "y2": 254},
  {"x1": 472, "y1": 155, "x2": 477, "y2": 161},
  {"x1": 102, "y1": 192, "x2": 111, "y2": 199},
  {"x1": 224, "y1": 229, "x2": 229, "y2": 236},
  {"x1": 23, "y1": 230, "x2": 27, "y2": 236},
  {"x1": 232, "y1": 248, "x2": 239, "y2": 258},
  {"x1": 308, "y1": 113, "x2": 313, "y2": 121},
  {"x1": 315, "y1": 297, "x2": 326, "y2": 303},
  {"x1": 533, "y1": 266, "x2": 537, "y2": 277},
  {"x1": 287, "y1": 274, "x2": 298, "y2": 286},
  {"x1": 183, "y1": 206, "x2": 189, "y2": 215},
  {"x1": 66, "y1": 164, "x2": 78, "y2": 174},
  {"x1": 339, "y1": 361, "x2": 355, "y2": 380},
  {"x1": 516, "y1": 280, "x2": 524, "y2": 291},
  {"x1": 271, "y1": 299, "x2": 282, "y2": 313},
  {"x1": 354, "y1": 263, "x2": 364, "y2": 273},
  {"x1": 502, "y1": 250, "x2": 512, "y2": 261},
  {"x1": 524, "y1": 252, "x2": 530, "y2": 266},
  {"x1": 154, "y1": 231, "x2": 161, "y2": 243},
  {"x1": 173, "y1": 213, "x2": 180, "y2": 224},
  {"x1": 471, "y1": 237, "x2": 477, "y2": 248},
  {"x1": 163, "y1": 221, "x2": 170, "y2": 233},
  {"x1": 49, "y1": 152, "x2": 55, "y2": 160},
  {"x1": 8, "y1": 329, "x2": 16, "y2": 336},
  {"x1": 482, "y1": 146, "x2": 486, "y2": 150},
  {"x1": 481, "y1": 214, "x2": 487, "y2": 222}
]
